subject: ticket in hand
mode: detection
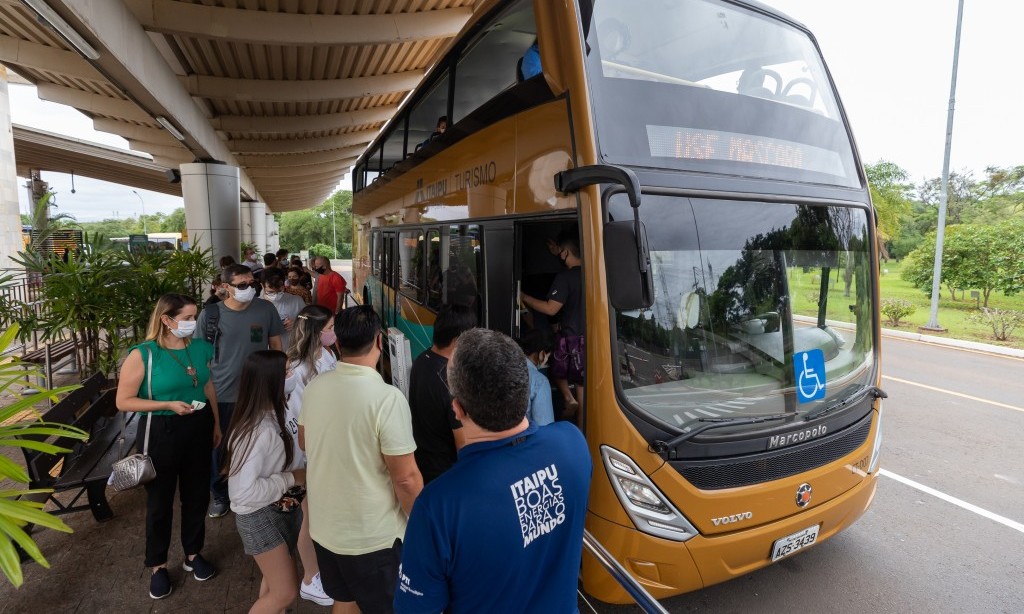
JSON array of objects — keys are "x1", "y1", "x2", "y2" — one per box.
[{"x1": 190, "y1": 400, "x2": 207, "y2": 411}]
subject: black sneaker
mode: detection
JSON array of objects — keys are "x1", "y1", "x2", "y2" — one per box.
[
  {"x1": 149, "y1": 567, "x2": 172, "y2": 600},
  {"x1": 207, "y1": 499, "x2": 230, "y2": 518},
  {"x1": 183, "y1": 554, "x2": 216, "y2": 581}
]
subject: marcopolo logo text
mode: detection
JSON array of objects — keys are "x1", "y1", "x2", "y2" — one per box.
[{"x1": 768, "y1": 425, "x2": 827, "y2": 450}]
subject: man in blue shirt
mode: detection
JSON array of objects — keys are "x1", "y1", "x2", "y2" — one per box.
[
  {"x1": 395, "y1": 329, "x2": 591, "y2": 613},
  {"x1": 518, "y1": 328, "x2": 555, "y2": 426}
]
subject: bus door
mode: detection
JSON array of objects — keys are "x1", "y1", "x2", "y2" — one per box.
[
  {"x1": 482, "y1": 221, "x2": 513, "y2": 333},
  {"x1": 380, "y1": 230, "x2": 398, "y2": 328},
  {"x1": 513, "y1": 217, "x2": 579, "y2": 339}
]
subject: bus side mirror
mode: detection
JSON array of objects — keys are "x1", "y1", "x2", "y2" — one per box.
[
  {"x1": 554, "y1": 165, "x2": 653, "y2": 310},
  {"x1": 604, "y1": 220, "x2": 654, "y2": 311}
]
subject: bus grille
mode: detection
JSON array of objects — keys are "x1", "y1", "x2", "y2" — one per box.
[{"x1": 675, "y1": 415, "x2": 873, "y2": 490}]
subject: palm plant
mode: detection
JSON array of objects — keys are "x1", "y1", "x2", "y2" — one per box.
[
  {"x1": 0, "y1": 325, "x2": 87, "y2": 588},
  {"x1": 26, "y1": 191, "x2": 76, "y2": 251}
]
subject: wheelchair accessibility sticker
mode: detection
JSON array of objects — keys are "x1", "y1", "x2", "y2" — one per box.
[{"x1": 795, "y1": 350, "x2": 826, "y2": 403}]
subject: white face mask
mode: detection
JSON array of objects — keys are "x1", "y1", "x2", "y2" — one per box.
[
  {"x1": 263, "y1": 290, "x2": 280, "y2": 301},
  {"x1": 233, "y1": 286, "x2": 256, "y2": 303},
  {"x1": 171, "y1": 319, "x2": 197, "y2": 338}
]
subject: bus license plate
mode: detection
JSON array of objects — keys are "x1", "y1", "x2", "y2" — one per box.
[{"x1": 770, "y1": 524, "x2": 820, "y2": 562}]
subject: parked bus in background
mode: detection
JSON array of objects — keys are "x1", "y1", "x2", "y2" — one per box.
[
  {"x1": 350, "y1": 0, "x2": 883, "y2": 603},
  {"x1": 110, "y1": 232, "x2": 184, "y2": 252}
]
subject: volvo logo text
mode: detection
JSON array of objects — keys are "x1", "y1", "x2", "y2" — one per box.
[
  {"x1": 768, "y1": 425, "x2": 827, "y2": 450},
  {"x1": 711, "y1": 511, "x2": 753, "y2": 526},
  {"x1": 796, "y1": 483, "x2": 813, "y2": 507}
]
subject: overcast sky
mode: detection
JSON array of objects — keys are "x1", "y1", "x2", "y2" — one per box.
[{"x1": 11, "y1": 0, "x2": 1021, "y2": 222}]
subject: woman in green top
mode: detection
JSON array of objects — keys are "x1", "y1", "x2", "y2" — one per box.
[{"x1": 115, "y1": 293, "x2": 222, "y2": 600}]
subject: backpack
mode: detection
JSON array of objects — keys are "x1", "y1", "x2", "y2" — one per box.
[{"x1": 204, "y1": 302, "x2": 221, "y2": 360}]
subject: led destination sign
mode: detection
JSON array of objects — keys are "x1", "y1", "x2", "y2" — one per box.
[{"x1": 646, "y1": 125, "x2": 846, "y2": 178}]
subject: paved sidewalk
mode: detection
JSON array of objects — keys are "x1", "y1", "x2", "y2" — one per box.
[
  {"x1": 0, "y1": 486, "x2": 329, "y2": 613},
  {"x1": 880, "y1": 325, "x2": 1024, "y2": 359}
]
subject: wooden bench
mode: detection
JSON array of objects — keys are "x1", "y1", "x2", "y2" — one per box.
[
  {"x1": 21, "y1": 338, "x2": 78, "y2": 393},
  {"x1": 15, "y1": 372, "x2": 138, "y2": 522}
]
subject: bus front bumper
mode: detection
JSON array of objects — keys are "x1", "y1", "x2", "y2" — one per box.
[{"x1": 582, "y1": 472, "x2": 878, "y2": 604}]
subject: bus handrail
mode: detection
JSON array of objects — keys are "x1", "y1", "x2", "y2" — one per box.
[{"x1": 582, "y1": 529, "x2": 669, "y2": 614}]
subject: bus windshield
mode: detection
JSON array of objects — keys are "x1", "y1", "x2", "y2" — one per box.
[
  {"x1": 609, "y1": 194, "x2": 875, "y2": 435},
  {"x1": 584, "y1": 0, "x2": 860, "y2": 188}
]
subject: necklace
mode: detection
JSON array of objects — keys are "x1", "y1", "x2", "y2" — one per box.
[{"x1": 164, "y1": 343, "x2": 198, "y2": 387}]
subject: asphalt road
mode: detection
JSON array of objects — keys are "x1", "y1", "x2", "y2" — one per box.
[{"x1": 590, "y1": 335, "x2": 1024, "y2": 613}]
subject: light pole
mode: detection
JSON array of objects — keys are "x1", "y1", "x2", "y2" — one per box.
[
  {"x1": 922, "y1": 0, "x2": 965, "y2": 332},
  {"x1": 132, "y1": 190, "x2": 147, "y2": 235}
]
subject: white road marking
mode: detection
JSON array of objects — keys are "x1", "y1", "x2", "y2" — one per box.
[
  {"x1": 879, "y1": 469, "x2": 1024, "y2": 535},
  {"x1": 672, "y1": 414, "x2": 684, "y2": 426},
  {"x1": 882, "y1": 375, "x2": 1024, "y2": 414},
  {"x1": 694, "y1": 408, "x2": 719, "y2": 417}
]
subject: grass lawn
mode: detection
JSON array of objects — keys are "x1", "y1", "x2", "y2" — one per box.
[
  {"x1": 876, "y1": 260, "x2": 1024, "y2": 348},
  {"x1": 788, "y1": 261, "x2": 1024, "y2": 349},
  {"x1": 782, "y1": 259, "x2": 1015, "y2": 349}
]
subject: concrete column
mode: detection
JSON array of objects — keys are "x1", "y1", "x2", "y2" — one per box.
[
  {"x1": 265, "y1": 212, "x2": 275, "y2": 254},
  {"x1": 239, "y1": 201, "x2": 253, "y2": 246},
  {"x1": 181, "y1": 162, "x2": 240, "y2": 264},
  {"x1": 0, "y1": 67, "x2": 23, "y2": 270},
  {"x1": 250, "y1": 201, "x2": 267, "y2": 255}
]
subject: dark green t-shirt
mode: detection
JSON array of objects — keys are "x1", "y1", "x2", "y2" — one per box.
[{"x1": 133, "y1": 339, "x2": 215, "y2": 416}]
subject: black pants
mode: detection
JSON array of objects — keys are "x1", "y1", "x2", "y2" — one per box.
[
  {"x1": 209, "y1": 401, "x2": 234, "y2": 504},
  {"x1": 142, "y1": 410, "x2": 214, "y2": 568}
]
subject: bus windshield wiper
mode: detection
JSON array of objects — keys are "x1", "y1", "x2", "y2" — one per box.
[
  {"x1": 803, "y1": 386, "x2": 887, "y2": 422},
  {"x1": 652, "y1": 413, "x2": 790, "y2": 460}
]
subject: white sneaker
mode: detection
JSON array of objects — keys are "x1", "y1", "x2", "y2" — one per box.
[{"x1": 300, "y1": 573, "x2": 334, "y2": 606}]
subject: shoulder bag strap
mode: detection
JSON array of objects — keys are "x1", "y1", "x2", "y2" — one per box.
[{"x1": 142, "y1": 346, "x2": 154, "y2": 456}]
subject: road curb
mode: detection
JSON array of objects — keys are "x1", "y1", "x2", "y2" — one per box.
[{"x1": 881, "y1": 327, "x2": 1024, "y2": 359}]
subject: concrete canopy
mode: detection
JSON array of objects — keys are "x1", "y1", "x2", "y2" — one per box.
[{"x1": 0, "y1": 0, "x2": 477, "y2": 212}]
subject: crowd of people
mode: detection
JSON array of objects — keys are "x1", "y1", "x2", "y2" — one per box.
[{"x1": 114, "y1": 246, "x2": 592, "y2": 614}]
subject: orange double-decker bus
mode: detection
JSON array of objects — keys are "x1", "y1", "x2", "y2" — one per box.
[{"x1": 350, "y1": 0, "x2": 883, "y2": 603}]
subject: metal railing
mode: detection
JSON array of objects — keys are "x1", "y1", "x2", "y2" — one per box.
[
  {"x1": 0, "y1": 268, "x2": 47, "y2": 349},
  {"x1": 579, "y1": 529, "x2": 669, "y2": 614}
]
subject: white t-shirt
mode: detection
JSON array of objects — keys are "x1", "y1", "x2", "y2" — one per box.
[
  {"x1": 262, "y1": 291, "x2": 305, "y2": 351},
  {"x1": 285, "y1": 349, "x2": 337, "y2": 470},
  {"x1": 227, "y1": 414, "x2": 296, "y2": 515}
]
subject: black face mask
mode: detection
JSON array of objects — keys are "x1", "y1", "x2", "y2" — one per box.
[{"x1": 314, "y1": 267, "x2": 327, "y2": 274}]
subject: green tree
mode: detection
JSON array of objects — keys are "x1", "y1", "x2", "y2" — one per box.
[
  {"x1": 161, "y1": 207, "x2": 187, "y2": 233},
  {"x1": 901, "y1": 222, "x2": 1024, "y2": 307},
  {"x1": 865, "y1": 160, "x2": 913, "y2": 258},
  {"x1": 75, "y1": 218, "x2": 133, "y2": 238},
  {"x1": 917, "y1": 170, "x2": 982, "y2": 226},
  {"x1": 964, "y1": 165, "x2": 1024, "y2": 224},
  {"x1": 279, "y1": 191, "x2": 352, "y2": 257}
]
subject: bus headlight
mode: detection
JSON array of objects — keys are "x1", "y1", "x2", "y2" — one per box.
[
  {"x1": 601, "y1": 445, "x2": 697, "y2": 542},
  {"x1": 868, "y1": 403, "x2": 883, "y2": 474}
]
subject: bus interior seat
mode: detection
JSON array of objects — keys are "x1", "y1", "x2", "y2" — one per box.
[
  {"x1": 784, "y1": 93, "x2": 812, "y2": 107},
  {"x1": 677, "y1": 291, "x2": 701, "y2": 329}
]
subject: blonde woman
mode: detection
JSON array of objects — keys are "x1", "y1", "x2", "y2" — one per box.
[
  {"x1": 283, "y1": 304, "x2": 336, "y2": 606},
  {"x1": 115, "y1": 293, "x2": 222, "y2": 600}
]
